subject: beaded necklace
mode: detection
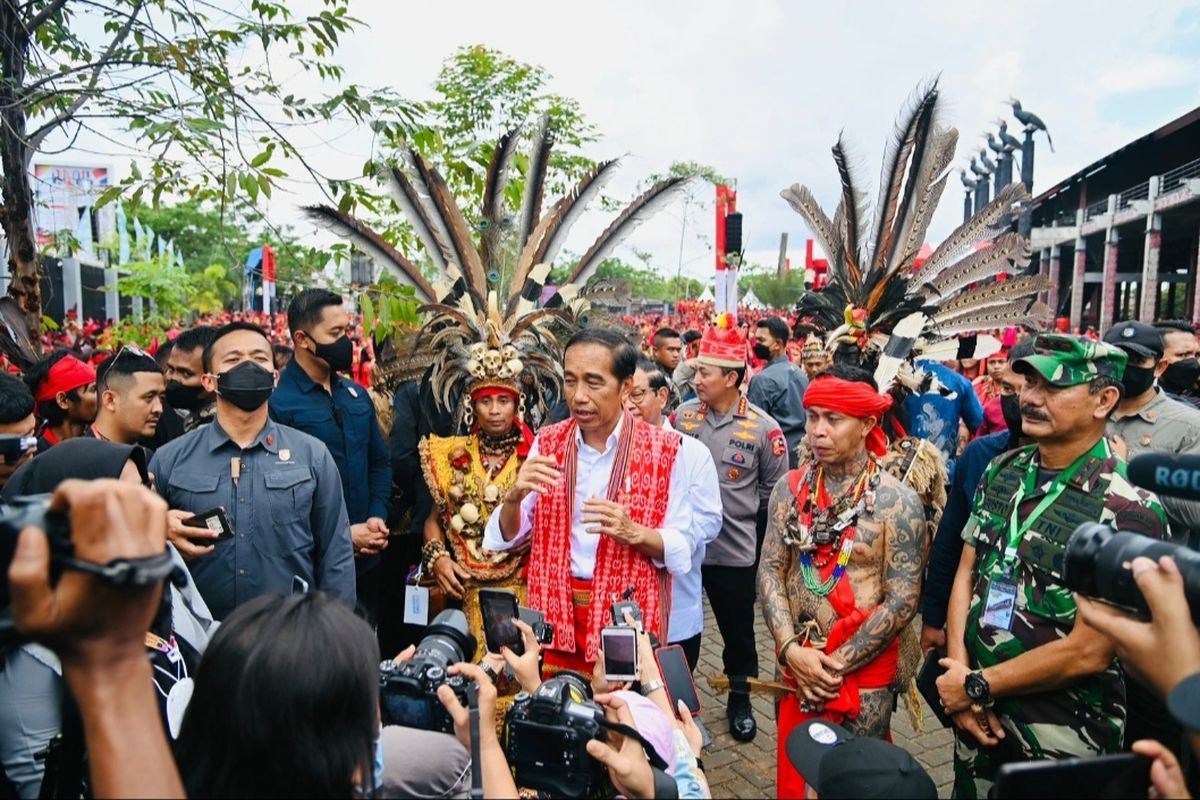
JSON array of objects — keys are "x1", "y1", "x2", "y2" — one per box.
[{"x1": 787, "y1": 458, "x2": 877, "y2": 597}]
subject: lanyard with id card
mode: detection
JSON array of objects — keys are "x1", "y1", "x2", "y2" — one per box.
[{"x1": 981, "y1": 439, "x2": 1106, "y2": 631}]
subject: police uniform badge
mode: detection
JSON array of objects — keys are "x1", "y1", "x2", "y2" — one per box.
[
  {"x1": 727, "y1": 467, "x2": 741, "y2": 480},
  {"x1": 769, "y1": 430, "x2": 786, "y2": 458}
]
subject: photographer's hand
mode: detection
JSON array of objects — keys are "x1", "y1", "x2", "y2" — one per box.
[
  {"x1": 499, "y1": 619, "x2": 542, "y2": 693},
  {"x1": 438, "y1": 663, "x2": 519, "y2": 800},
  {"x1": 9, "y1": 479, "x2": 184, "y2": 799},
  {"x1": 1132, "y1": 739, "x2": 1191, "y2": 800},
  {"x1": 1075, "y1": 555, "x2": 1200, "y2": 699},
  {"x1": 587, "y1": 693, "x2": 655, "y2": 800}
]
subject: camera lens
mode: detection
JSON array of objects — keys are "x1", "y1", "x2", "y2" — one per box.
[
  {"x1": 1064, "y1": 523, "x2": 1200, "y2": 626},
  {"x1": 417, "y1": 609, "x2": 476, "y2": 668}
]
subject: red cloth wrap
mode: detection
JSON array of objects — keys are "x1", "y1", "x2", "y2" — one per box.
[
  {"x1": 35, "y1": 356, "x2": 96, "y2": 403},
  {"x1": 775, "y1": 468, "x2": 899, "y2": 797},
  {"x1": 802, "y1": 376, "x2": 893, "y2": 457}
]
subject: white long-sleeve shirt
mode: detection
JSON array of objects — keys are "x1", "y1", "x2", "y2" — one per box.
[
  {"x1": 482, "y1": 414, "x2": 696, "y2": 580},
  {"x1": 662, "y1": 419, "x2": 723, "y2": 642}
]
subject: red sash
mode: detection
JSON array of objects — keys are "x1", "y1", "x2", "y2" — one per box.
[{"x1": 527, "y1": 413, "x2": 679, "y2": 660}]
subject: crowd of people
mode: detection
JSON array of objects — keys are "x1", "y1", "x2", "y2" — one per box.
[{"x1": 0, "y1": 286, "x2": 1196, "y2": 799}]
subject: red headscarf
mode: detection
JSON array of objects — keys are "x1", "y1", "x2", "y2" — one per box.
[
  {"x1": 803, "y1": 375, "x2": 893, "y2": 456},
  {"x1": 35, "y1": 356, "x2": 96, "y2": 403}
]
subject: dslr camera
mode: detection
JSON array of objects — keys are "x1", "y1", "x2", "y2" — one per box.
[
  {"x1": 0, "y1": 495, "x2": 72, "y2": 601},
  {"x1": 0, "y1": 434, "x2": 36, "y2": 466},
  {"x1": 379, "y1": 609, "x2": 476, "y2": 733},
  {"x1": 504, "y1": 672, "x2": 605, "y2": 797},
  {"x1": 1064, "y1": 523, "x2": 1200, "y2": 626}
]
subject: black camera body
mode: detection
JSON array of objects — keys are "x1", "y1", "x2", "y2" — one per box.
[
  {"x1": 0, "y1": 434, "x2": 36, "y2": 466},
  {"x1": 0, "y1": 495, "x2": 72, "y2": 600},
  {"x1": 1064, "y1": 523, "x2": 1200, "y2": 626},
  {"x1": 530, "y1": 620, "x2": 554, "y2": 646},
  {"x1": 504, "y1": 673, "x2": 604, "y2": 797},
  {"x1": 379, "y1": 609, "x2": 476, "y2": 733},
  {"x1": 611, "y1": 594, "x2": 643, "y2": 628}
]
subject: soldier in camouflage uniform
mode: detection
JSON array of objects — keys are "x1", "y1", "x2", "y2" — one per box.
[{"x1": 935, "y1": 334, "x2": 1170, "y2": 799}]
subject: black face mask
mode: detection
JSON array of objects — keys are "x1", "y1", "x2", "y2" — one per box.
[
  {"x1": 165, "y1": 380, "x2": 209, "y2": 411},
  {"x1": 215, "y1": 361, "x2": 275, "y2": 412},
  {"x1": 1000, "y1": 393, "x2": 1023, "y2": 437},
  {"x1": 1120, "y1": 364, "x2": 1157, "y2": 399},
  {"x1": 1160, "y1": 358, "x2": 1200, "y2": 395},
  {"x1": 752, "y1": 343, "x2": 773, "y2": 361},
  {"x1": 309, "y1": 333, "x2": 354, "y2": 373}
]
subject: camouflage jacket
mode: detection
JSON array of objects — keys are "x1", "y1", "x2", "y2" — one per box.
[{"x1": 961, "y1": 440, "x2": 1168, "y2": 751}]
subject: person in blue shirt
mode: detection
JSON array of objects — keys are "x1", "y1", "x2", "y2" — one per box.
[
  {"x1": 901, "y1": 359, "x2": 983, "y2": 481},
  {"x1": 269, "y1": 289, "x2": 392, "y2": 623},
  {"x1": 918, "y1": 339, "x2": 1033, "y2": 654}
]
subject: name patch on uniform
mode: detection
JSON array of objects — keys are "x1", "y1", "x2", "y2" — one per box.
[{"x1": 728, "y1": 438, "x2": 755, "y2": 452}]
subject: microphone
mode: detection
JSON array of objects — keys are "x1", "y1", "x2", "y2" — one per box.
[{"x1": 1127, "y1": 453, "x2": 1200, "y2": 500}]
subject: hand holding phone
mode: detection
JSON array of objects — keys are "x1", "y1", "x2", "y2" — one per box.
[
  {"x1": 479, "y1": 589, "x2": 523, "y2": 655},
  {"x1": 655, "y1": 644, "x2": 701, "y2": 717},
  {"x1": 600, "y1": 626, "x2": 638, "y2": 682}
]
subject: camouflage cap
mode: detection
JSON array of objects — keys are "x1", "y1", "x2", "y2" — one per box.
[{"x1": 1013, "y1": 334, "x2": 1128, "y2": 386}]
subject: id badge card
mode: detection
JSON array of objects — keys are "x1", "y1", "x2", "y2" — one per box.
[
  {"x1": 403, "y1": 566, "x2": 430, "y2": 626},
  {"x1": 981, "y1": 568, "x2": 1018, "y2": 631}
]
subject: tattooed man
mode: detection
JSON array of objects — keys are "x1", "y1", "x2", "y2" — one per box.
[{"x1": 757, "y1": 365, "x2": 926, "y2": 797}]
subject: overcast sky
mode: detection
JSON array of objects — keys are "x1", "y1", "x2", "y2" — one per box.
[{"x1": 45, "y1": 0, "x2": 1200, "y2": 285}]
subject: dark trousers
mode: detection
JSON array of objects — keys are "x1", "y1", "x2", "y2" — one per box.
[
  {"x1": 702, "y1": 564, "x2": 758, "y2": 706},
  {"x1": 356, "y1": 562, "x2": 381, "y2": 628},
  {"x1": 669, "y1": 632, "x2": 702, "y2": 674}
]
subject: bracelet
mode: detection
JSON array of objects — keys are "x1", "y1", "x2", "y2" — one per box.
[
  {"x1": 478, "y1": 660, "x2": 500, "y2": 682},
  {"x1": 776, "y1": 633, "x2": 804, "y2": 665},
  {"x1": 640, "y1": 679, "x2": 666, "y2": 696},
  {"x1": 420, "y1": 540, "x2": 449, "y2": 572}
]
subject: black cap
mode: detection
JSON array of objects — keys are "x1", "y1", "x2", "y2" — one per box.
[
  {"x1": 786, "y1": 719, "x2": 937, "y2": 799},
  {"x1": 1102, "y1": 321, "x2": 1164, "y2": 360}
]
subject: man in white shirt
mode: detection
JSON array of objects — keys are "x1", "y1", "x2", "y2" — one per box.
[
  {"x1": 625, "y1": 357, "x2": 723, "y2": 670},
  {"x1": 484, "y1": 329, "x2": 699, "y2": 675}
]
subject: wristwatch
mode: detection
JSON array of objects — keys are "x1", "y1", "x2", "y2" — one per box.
[
  {"x1": 964, "y1": 670, "x2": 994, "y2": 708},
  {"x1": 640, "y1": 679, "x2": 666, "y2": 697}
]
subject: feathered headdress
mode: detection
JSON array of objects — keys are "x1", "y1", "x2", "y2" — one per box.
[
  {"x1": 780, "y1": 81, "x2": 1051, "y2": 393},
  {"x1": 303, "y1": 116, "x2": 692, "y2": 422}
]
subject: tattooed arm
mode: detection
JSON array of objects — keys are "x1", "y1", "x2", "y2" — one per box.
[
  {"x1": 830, "y1": 480, "x2": 926, "y2": 675},
  {"x1": 757, "y1": 478, "x2": 797, "y2": 647}
]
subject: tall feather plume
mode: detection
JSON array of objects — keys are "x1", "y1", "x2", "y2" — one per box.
[
  {"x1": 831, "y1": 136, "x2": 866, "y2": 281},
  {"x1": 385, "y1": 165, "x2": 459, "y2": 284},
  {"x1": 781, "y1": 184, "x2": 841, "y2": 273},
  {"x1": 480, "y1": 128, "x2": 521, "y2": 276},
  {"x1": 532, "y1": 159, "x2": 621, "y2": 269},
  {"x1": 931, "y1": 274, "x2": 1053, "y2": 323},
  {"x1": 874, "y1": 311, "x2": 927, "y2": 394},
  {"x1": 925, "y1": 232, "x2": 1032, "y2": 298},
  {"x1": 303, "y1": 205, "x2": 436, "y2": 302},
  {"x1": 911, "y1": 182, "x2": 1028, "y2": 287},
  {"x1": 933, "y1": 300, "x2": 1051, "y2": 337},
  {"x1": 870, "y1": 82, "x2": 940, "y2": 272},
  {"x1": 517, "y1": 114, "x2": 553, "y2": 253},
  {"x1": 564, "y1": 176, "x2": 691, "y2": 288},
  {"x1": 893, "y1": 128, "x2": 958, "y2": 268},
  {"x1": 402, "y1": 150, "x2": 462, "y2": 277},
  {"x1": 511, "y1": 262, "x2": 553, "y2": 321},
  {"x1": 507, "y1": 200, "x2": 563, "y2": 316},
  {"x1": 415, "y1": 155, "x2": 488, "y2": 297}
]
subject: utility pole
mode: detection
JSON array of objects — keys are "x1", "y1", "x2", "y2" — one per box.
[{"x1": 776, "y1": 232, "x2": 789, "y2": 278}]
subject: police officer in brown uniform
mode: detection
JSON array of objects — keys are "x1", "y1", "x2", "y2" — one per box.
[{"x1": 672, "y1": 319, "x2": 789, "y2": 741}]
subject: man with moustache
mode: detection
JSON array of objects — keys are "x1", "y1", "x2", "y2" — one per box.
[
  {"x1": 483, "y1": 328, "x2": 699, "y2": 676},
  {"x1": 937, "y1": 334, "x2": 1169, "y2": 799}
]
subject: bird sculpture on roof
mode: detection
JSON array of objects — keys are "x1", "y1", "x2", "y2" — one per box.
[
  {"x1": 978, "y1": 148, "x2": 997, "y2": 174},
  {"x1": 969, "y1": 156, "x2": 990, "y2": 179},
  {"x1": 1008, "y1": 97, "x2": 1054, "y2": 152},
  {"x1": 996, "y1": 118, "x2": 1023, "y2": 152}
]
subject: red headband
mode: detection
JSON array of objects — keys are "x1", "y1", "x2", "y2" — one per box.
[
  {"x1": 35, "y1": 356, "x2": 96, "y2": 403},
  {"x1": 471, "y1": 385, "x2": 519, "y2": 401},
  {"x1": 803, "y1": 376, "x2": 893, "y2": 456}
]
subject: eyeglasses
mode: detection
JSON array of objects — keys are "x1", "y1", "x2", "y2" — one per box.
[{"x1": 629, "y1": 389, "x2": 649, "y2": 402}]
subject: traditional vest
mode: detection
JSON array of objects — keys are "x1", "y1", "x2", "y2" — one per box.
[
  {"x1": 527, "y1": 414, "x2": 680, "y2": 659},
  {"x1": 420, "y1": 434, "x2": 526, "y2": 582}
]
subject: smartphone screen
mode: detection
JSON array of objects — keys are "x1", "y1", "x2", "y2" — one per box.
[
  {"x1": 996, "y1": 752, "x2": 1150, "y2": 799},
  {"x1": 601, "y1": 626, "x2": 638, "y2": 681},
  {"x1": 655, "y1": 645, "x2": 701, "y2": 716},
  {"x1": 479, "y1": 589, "x2": 522, "y2": 655},
  {"x1": 183, "y1": 507, "x2": 234, "y2": 541}
]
